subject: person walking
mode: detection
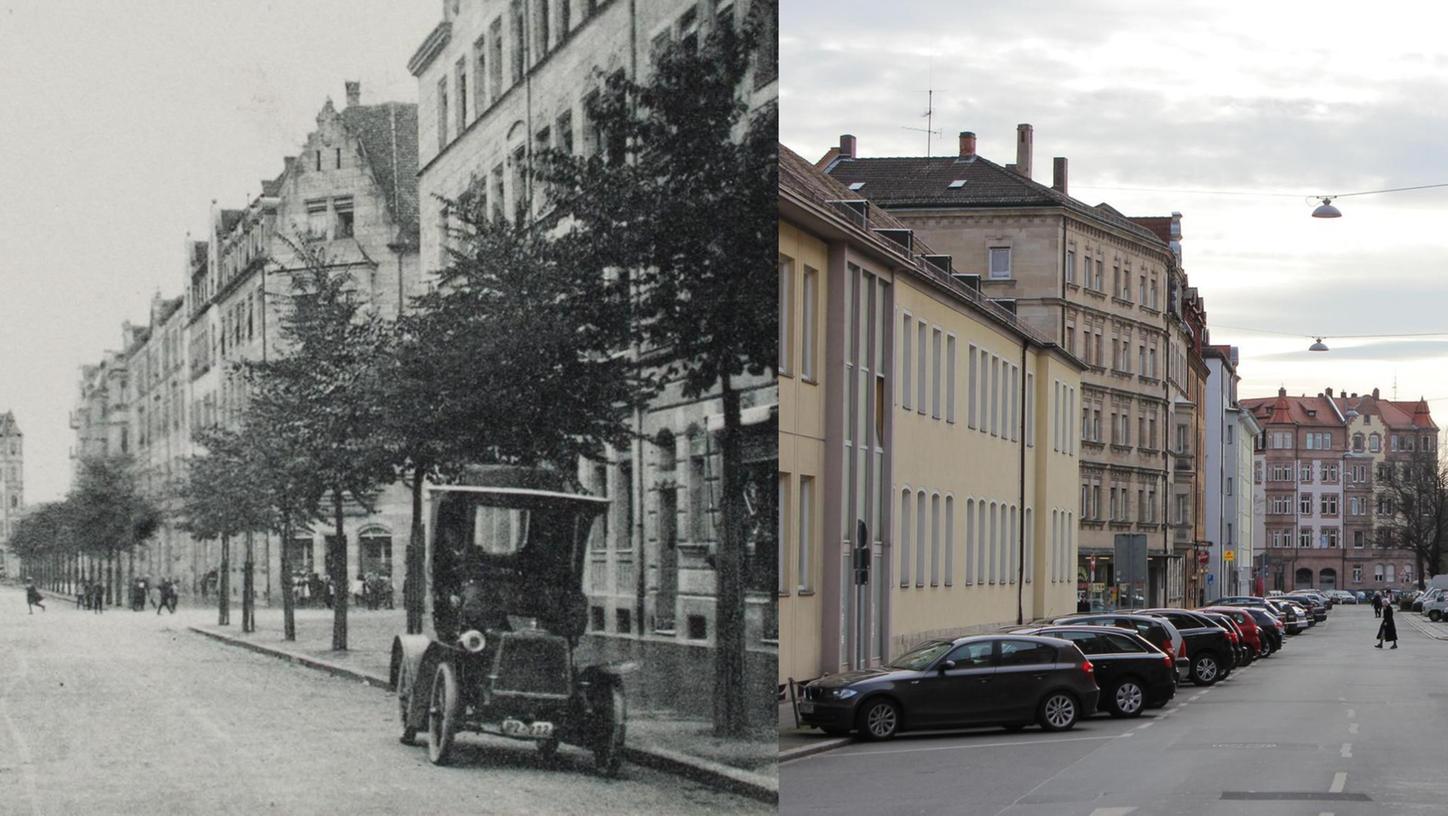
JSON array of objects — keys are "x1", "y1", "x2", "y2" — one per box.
[
  {"x1": 1377, "y1": 601, "x2": 1398, "y2": 649},
  {"x1": 25, "y1": 579, "x2": 45, "y2": 614},
  {"x1": 167, "y1": 578, "x2": 179, "y2": 613},
  {"x1": 1371, "y1": 592, "x2": 1382, "y2": 618}
]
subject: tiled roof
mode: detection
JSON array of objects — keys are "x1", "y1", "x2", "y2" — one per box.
[
  {"x1": 823, "y1": 152, "x2": 1167, "y2": 245},
  {"x1": 341, "y1": 102, "x2": 420, "y2": 243},
  {"x1": 1240, "y1": 393, "x2": 1342, "y2": 428},
  {"x1": 782, "y1": 143, "x2": 1066, "y2": 354},
  {"x1": 1245, "y1": 389, "x2": 1438, "y2": 432},
  {"x1": 0, "y1": 411, "x2": 18, "y2": 436},
  {"x1": 219, "y1": 209, "x2": 244, "y2": 233}
]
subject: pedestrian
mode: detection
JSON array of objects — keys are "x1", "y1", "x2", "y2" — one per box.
[
  {"x1": 167, "y1": 578, "x2": 178, "y2": 613},
  {"x1": 156, "y1": 578, "x2": 171, "y2": 615},
  {"x1": 1372, "y1": 592, "x2": 1382, "y2": 617},
  {"x1": 1377, "y1": 601, "x2": 1398, "y2": 649},
  {"x1": 25, "y1": 578, "x2": 45, "y2": 614},
  {"x1": 353, "y1": 573, "x2": 365, "y2": 607},
  {"x1": 92, "y1": 581, "x2": 104, "y2": 614}
]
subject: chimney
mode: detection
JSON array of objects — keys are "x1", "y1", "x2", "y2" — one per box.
[
  {"x1": 345, "y1": 81, "x2": 361, "y2": 108},
  {"x1": 1052, "y1": 157, "x2": 1068, "y2": 194},
  {"x1": 1015, "y1": 123, "x2": 1034, "y2": 179},
  {"x1": 1372, "y1": 387, "x2": 1381, "y2": 399},
  {"x1": 958, "y1": 131, "x2": 976, "y2": 160},
  {"x1": 839, "y1": 134, "x2": 856, "y2": 160},
  {"x1": 1326, "y1": 387, "x2": 1334, "y2": 397}
]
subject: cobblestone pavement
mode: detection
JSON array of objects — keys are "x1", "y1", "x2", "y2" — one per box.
[{"x1": 0, "y1": 586, "x2": 770, "y2": 816}]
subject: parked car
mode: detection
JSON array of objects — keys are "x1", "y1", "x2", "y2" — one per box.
[
  {"x1": 1199, "y1": 611, "x2": 1251, "y2": 667},
  {"x1": 1140, "y1": 609, "x2": 1234, "y2": 685},
  {"x1": 1010, "y1": 626, "x2": 1176, "y2": 718},
  {"x1": 1219, "y1": 596, "x2": 1305, "y2": 637},
  {"x1": 1418, "y1": 587, "x2": 1448, "y2": 621},
  {"x1": 1240, "y1": 606, "x2": 1286, "y2": 653},
  {"x1": 1355, "y1": 591, "x2": 1367, "y2": 602},
  {"x1": 1203, "y1": 607, "x2": 1268, "y2": 658},
  {"x1": 1052, "y1": 613, "x2": 1189, "y2": 682},
  {"x1": 799, "y1": 635, "x2": 1100, "y2": 740},
  {"x1": 1287, "y1": 591, "x2": 1331, "y2": 618},
  {"x1": 1328, "y1": 590, "x2": 1358, "y2": 605},
  {"x1": 1290, "y1": 589, "x2": 1334, "y2": 608},
  {"x1": 1266, "y1": 600, "x2": 1311, "y2": 634}
]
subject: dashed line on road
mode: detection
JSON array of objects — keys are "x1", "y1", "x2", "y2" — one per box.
[
  {"x1": 1087, "y1": 808, "x2": 1138, "y2": 816},
  {"x1": 1330, "y1": 772, "x2": 1347, "y2": 793},
  {"x1": 1348, "y1": 722, "x2": 1359, "y2": 735},
  {"x1": 1340, "y1": 742, "x2": 1352, "y2": 758},
  {"x1": 1346, "y1": 708, "x2": 1356, "y2": 719}
]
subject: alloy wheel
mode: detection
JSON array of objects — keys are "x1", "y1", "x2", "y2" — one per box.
[
  {"x1": 1113, "y1": 681, "x2": 1144, "y2": 716},
  {"x1": 1041, "y1": 694, "x2": 1077, "y2": 730},
  {"x1": 1193, "y1": 655, "x2": 1219, "y2": 685},
  {"x1": 864, "y1": 701, "x2": 898, "y2": 739}
]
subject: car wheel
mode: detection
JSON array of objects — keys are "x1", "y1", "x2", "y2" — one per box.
[
  {"x1": 1191, "y1": 653, "x2": 1220, "y2": 686},
  {"x1": 857, "y1": 699, "x2": 900, "y2": 741},
  {"x1": 1038, "y1": 692, "x2": 1079, "y2": 732},
  {"x1": 1430, "y1": 610, "x2": 1442, "y2": 622},
  {"x1": 592, "y1": 685, "x2": 627, "y2": 777},
  {"x1": 1108, "y1": 679, "x2": 1145, "y2": 718},
  {"x1": 396, "y1": 658, "x2": 418, "y2": 746},
  {"x1": 426, "y1": 661, "x2": 461, "y2": 766}
]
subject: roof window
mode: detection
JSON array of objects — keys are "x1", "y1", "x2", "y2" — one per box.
[
  {"x1": 848, "y1": 181, "x2": 865, "y2": 191},
  {"x1": 947, "y1": 179, "x2": 967, "y2": 188}
]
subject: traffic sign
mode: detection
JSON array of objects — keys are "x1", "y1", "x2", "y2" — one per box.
[
  {"x1": 1197, "y1": 551, "x2": 1209, "y2": 566},
  {"x1": 1223, "y1": 550, "x2": 1236, "y2": 562},
  {"x1": 1206, "y1": 573, "x2": 1215, "y2": 583}
]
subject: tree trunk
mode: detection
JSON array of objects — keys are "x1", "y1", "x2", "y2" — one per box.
[
  {"x1": 712, "y1": 373, "x2": 748, "y2": 737},
  {"x1": 243, "y1": 531, "x2": 256, "y2": 633},
  {"x1": 406, "y1": 466, "x2": 426, "y2": 635},
  {"x1": 280, "y1": 518, "x2": 296, "y2": 641},
  {"x1": 331, "y1": 490, "x2": 348, "y2": 651},
  {"x1": 218, "y1": 535, "x2": 231, "y2": 626}
]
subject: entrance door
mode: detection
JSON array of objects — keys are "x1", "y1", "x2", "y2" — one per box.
[
  {"x1": 1295, "y1": 567, "x2": 1313, "y2": 588},
  {"x1": 1319, "y1": 568, "x2": 1337, "y2": 591}
]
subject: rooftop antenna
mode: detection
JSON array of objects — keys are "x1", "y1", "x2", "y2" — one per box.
[{"x1": 901, "y1": 61, "x2": 943, "y2": 157}]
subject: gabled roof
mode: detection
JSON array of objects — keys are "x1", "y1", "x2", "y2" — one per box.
[
  {"x1": 218, "y1": 209, "x2": 245, "y2": 234},
  {"x1": 0, "y1": 411, "x2": 18, "y2": 436},
  {"x1": 781, "y1": 143, "x2": 933, "y2": 247},
  {"x1": 1240, "y1": 391, "x2": 1342, "y2": 428},
  {"x1": 340, "y1": 102, "x2": 420, "y2": 244},
  {"x1": 823, "y1": 152, "x2": 1167, "y2": 246}
]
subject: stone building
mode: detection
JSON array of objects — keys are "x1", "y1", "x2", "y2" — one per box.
[
  {"x1": 408, "y1": 0, "x2": 779, "y2": 722},
  {"x1": 1203, "y1": 345, "x2": 1260, "y2": 600},
  {"x1": 824, "y1": 125, "x2": 1191, "y2": 610},
  {"x1": 780, "y1": 142, "x2": 1084, "y2": 684},
  {"x1": 1243, "y1": 387, "x2": 1435, "y2": 595},
  {"x1": 0, "y1": 411, "x2": 22, "y2": 576}
]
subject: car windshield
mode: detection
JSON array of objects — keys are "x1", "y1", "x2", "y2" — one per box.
[{"x1": 887, "y1": 640, "x2": 955, "y2": 670}]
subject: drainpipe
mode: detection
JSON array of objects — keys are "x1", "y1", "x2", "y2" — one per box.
[{"x1": 1018, "y1": 342, "x2": 1028, "y2": 624}]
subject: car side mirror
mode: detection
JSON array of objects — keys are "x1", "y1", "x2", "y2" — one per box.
[{"x1": 939, "y1": 659, "x2": 957, "y2": 673}]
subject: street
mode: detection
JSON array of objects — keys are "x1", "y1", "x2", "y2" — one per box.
[
  {"x1": 781, "y1": 605, "x2": 1448, "y2": 815},
  {"x1": 0, "y1": 586, "x2": 769, "y2": 816}
]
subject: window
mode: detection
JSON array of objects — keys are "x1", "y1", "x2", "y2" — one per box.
[
  {"x1": 899, "y1": 490, "x2": 912, "y2": 587},
  {"x1": 798, "y1": 476, "x2": 813, "y2": 592},
  {"x1": 1066, "y1": 250, "x2": 1076, "y2": 284},
  {"x1": 901, "y1": 316, "x2": 913, "y2": 409},
  {"x1": 988, "y1": 247, "x2": 1012, "y2": 279},
  {"x1": 931, "y1": 328, "x2": 942, "y2": 419},
  {"x1": 1300, "y1": 528, "x2": 1313, "y2": 548},
  {"x1": 999, "y1": 640, "x2": 1056, "y2": 666},
  {"x1": 1025, "y1": 371, "x2": 1034, "y2": 446},
  {"x1": 535, "y1": 0, "x2": 551, "y2": 56},
  {"x1": 456, "y1": 58, "x2": 468, "y2": 130},
  {"x1": 510, "y1": 1, "x2": 526, "y2": 84},
  {"x1": 1095, "y1": 258, "x2": 1104, "y2": 289},
  {"x1": 1300, "y1": 493, "x2": 1312, "y2": 515},
  {"x1": 967, "y1": 345, "x2": 977, "y2": 427},
  {"x1": 945, "y1": 336, "x2": 956, "y2": 422},
  {"x1": 944, "y1": 497, "x2": 954, "y2": 586},
  {"x1": 778, "y1": 257, "x2": 793, "y2": 374},
  {"x1": 489, "y1": 18, "x2": 504, "y2": 99},
  {"x1": 1370, "y1": 433, "x2": 1381, "y2": 452},
  {"x1": 1374, "y1": 563, "x2": 1385, "y2": 582},
  {"x1": 305, "y1": 199, "x2": 328, "y2": 239},
  {"x1": 802, "y1": 267, "x2": 818, "y2": 380},
  {"x1": 333, "y1": 196, "x2": 354, "y2": 238},
  {"x1": 1352, "y1": 565, "x2": 1362, "y2": 583},
  {"x1": 930, "y1": 494, "x2": 941, "y2": 586},
  {"x1": 917, "y1": 322, "x2": 927, "y2": 413},
  {"x1": 474, "y1": 36, "x2": 488, "y2": 112},
  {"x1": 436, "y1": 77, "x2": 449, "y2": 150},
  {"x1": 916, "y1": 490, "x2": 927, "y2": 587}
]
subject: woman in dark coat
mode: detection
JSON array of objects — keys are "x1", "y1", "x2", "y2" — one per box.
[{"x1": 1377, "y1": 601, "x2": 1398, "y2": 648}]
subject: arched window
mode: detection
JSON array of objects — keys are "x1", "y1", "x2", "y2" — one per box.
[
  {"x1": 1318, "y1": 567, "x2": 1337, "y2": 591},
  {"x1": 1369, "y1": 433, "x2": 1381, "y2": 452},
  {"x1": 1008, "y1": 506, "x2": 1018, "y2": 584},
  {"x1": 1352, "y1": 433, "x2": 1364, "y2": 452},
  {"x1": 977, "y1": 499, "x2": 988, "y2": 585},
  {"x1": 358, "y1": 525, "x2": 393, "y2": 579},
  {"x1": 899, "y1": 489, "x2": 911, "y2": 587},
  {"x1": 988, "y1": 502, "x2": 999, "y2": 584},
  {"x1": 964, "y1": 498, "x2": 975, "y2": 585},
  {"x1": 930, "y1": 494, "x2": 941, "y2": 587},
  {"x1": 1023, "y1": 508, "x2": 1033, "y2": 584},
  {"x1": 1295, "y1": 567, "x2": 1313, "y2": 588},
  {"x1": 655, "y1": 429, "x2": 676, "y2": 473},
  {"x1": 915, "y1": 490, "x2": 927, "y2": 587},
  {"x1": 944, "y1": 496, "x2": 955, "y2": 587}
]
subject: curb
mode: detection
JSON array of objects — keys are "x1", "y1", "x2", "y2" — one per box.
[
  {"x1": 1401, "y1": 615, "x2": 1448, "y2": 641},
  {"x1": 187, "y1": 625, "x2": 777, "y2": 803},
  {"x1": 779, "y1": 737, "x2": 851, "y2": 763}
]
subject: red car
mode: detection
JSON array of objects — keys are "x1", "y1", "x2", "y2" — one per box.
[{"x1": 1203, "y1": 606, "x2": 1266, "y2": 658}]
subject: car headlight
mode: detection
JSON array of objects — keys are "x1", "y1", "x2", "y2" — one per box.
[{"x1": 832, "y1": 688, "x2": 859, "y2": 700}]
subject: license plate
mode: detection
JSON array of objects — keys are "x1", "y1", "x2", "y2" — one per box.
[
  {"x1": 530, "y1": 721, "x2": 554, "y2": 738},
  {"x1": 798, "y1": 701, "x2": 815, "y2": 714}
]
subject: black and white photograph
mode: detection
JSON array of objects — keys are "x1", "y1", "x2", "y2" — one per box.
[{"x1": 0, "y1": 1, "x2": 777, "y2": 813}]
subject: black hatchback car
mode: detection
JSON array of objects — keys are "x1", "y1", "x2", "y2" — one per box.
[
  {"x1": 1140, "y1": 608, "x2": 1234, "y2": 686},
  {"x1": 799, "y1": 635, "x2": 1100, "y2": 740},
  {"x1": 1010, "y1": 626, "x2": 1176, "y2": 717}
]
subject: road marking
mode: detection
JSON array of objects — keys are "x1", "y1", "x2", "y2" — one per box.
[
  {"x1": 1135, "y1": 721, "x2": 1154, "y2": 730},
  {"x1": 1348, "y1": 722, "x2": 1359, "y2": 735},
  {"x1": 824, "y1": 733, "x2": 1120, "y2": 758},
  {"x1": 1088, "y1": 808, "x2": 1138, "y2": 816},
  {"x1": 1330, "y1": 772, "x2": 1347, "y2": 793},
  {"x1": 1345, "y1": 708, "x2": 1355, "y2": 718},
  {"x1": 1340, "y1": 742, "x2": 1352, "y2": 758}
]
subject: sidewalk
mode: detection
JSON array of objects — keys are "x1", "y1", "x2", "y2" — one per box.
[
  {"x1": 778, "y1": 696, "x2": 850, "y2": 762},
  {"x1": 187, "y1": 603, "x2": 776, "y2": 802}
]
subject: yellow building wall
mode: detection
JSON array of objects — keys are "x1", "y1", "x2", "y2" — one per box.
[
  {"x1": 778, "y1": 220, "x2": 827, "y2": 684},
  {"x1": 886, "y1": 273, "x2": 1083, "y2": 656},
  {"x1": 1030, "y1": 351, "x2": 1084, "y2": 619}
]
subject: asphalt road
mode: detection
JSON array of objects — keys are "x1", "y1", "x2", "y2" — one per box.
[
  {"x1": 781, "y1": 604, "x2": 1448, "y2": 815},
  {"x1": 0, "y1": 585, "x2": 768, "y2": 816}
]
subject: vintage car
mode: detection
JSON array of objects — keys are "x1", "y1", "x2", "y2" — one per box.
[{"x1": 390, "y1": 469, "x2": 625, "y2": 774}]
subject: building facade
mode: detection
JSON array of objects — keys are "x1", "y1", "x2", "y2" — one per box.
[
  {"x1": 825, "y1": 125, "x2": 1189, "y2": 611},
  {"x1": 1203, "y1": 345, "x2": 1259, "y2": 600},
  {"x1": 781, "y1": 142, "x2": 1083, "y2": 684},
  {"x1": 0, "y1": 411, "x2": 22, "y2": 576},
  {"x1": 409, "y1": 0, "x2": 779, "y2": 723},
  {"x1": 1244, "y1": 387, "x2": 1434, "y2": 595}
]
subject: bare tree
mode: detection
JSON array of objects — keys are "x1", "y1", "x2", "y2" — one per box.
[{"x1": 1375, "y1": 445, "x2": 1448, "y2": 589}]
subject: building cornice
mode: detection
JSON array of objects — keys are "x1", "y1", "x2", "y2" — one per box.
[{"x1": 407, "y1": 21, "x2": 452, "y2": 78}]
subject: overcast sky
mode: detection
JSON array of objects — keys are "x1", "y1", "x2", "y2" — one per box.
[
  {"x1": 782, "y1": 0, "x2": 1448, "y2": 425},
  {"x1": 0, "y1": 2, "x2": 438, "y2": 503}
]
